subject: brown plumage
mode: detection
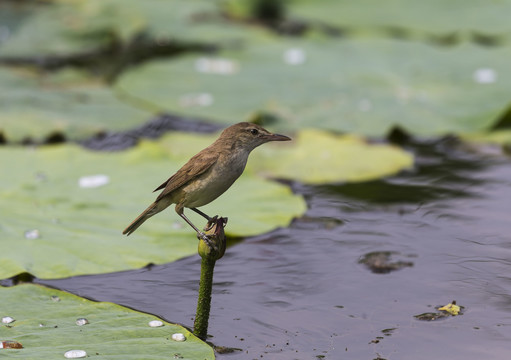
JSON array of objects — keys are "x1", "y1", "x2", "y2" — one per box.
[{"x1": 123, "y1": 122, "x2": 290, "y2": 242}]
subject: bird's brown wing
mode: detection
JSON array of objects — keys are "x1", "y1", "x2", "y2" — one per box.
[{"x1": 153, "y1": 149, "x2": 218, "y2": 202}]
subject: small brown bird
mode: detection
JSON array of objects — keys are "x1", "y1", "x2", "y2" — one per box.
[{"x1": 123, "y1": 122, "x2": 291, "y2": 244}]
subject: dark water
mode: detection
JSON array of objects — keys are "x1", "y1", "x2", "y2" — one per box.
[{"x1": 38, "y1": 138, "x2": 511, "y2": 360}]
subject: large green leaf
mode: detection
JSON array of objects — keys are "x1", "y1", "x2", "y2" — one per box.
[
  {"x1": 0, "y1": 134, "x2": 305, "y2": 279},
  {"x1": 115, "y1": 37, "x2": 511, "y2": 136},
  {"x1": 461, "y1": 130, "x2": 511, "y2": 147},
  {"x1": 0, "y1": 0, "x2": 254, "y2": 58},
  {"x1": 0, "y1": 284, "x2": 214, "y2": 359},
  {"x1": 249, "y1": 129, "x2": 414, "y2": 184},
  {"x1": 0, "y1": 68, "x2": 150, "y2": 142},
  {"x1": 107, "y1": 0, "x2": 263, "y2": 43},
  {"x1": 288, "y1": 0, "x2": 511, "y2": 34},
  {"x1": 0, "y1": 1, "x2": 109, "y2": 57}
]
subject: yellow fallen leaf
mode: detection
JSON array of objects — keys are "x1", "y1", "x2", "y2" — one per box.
[{"x1": 438, "y1": 301, "x2": 460, "y2": 315}]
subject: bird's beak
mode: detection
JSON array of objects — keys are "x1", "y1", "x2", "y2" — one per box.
[{"x1": 263, "y1": 133, "x2": 292, "y2": 142}]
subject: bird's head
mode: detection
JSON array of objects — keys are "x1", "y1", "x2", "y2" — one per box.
[{"x1": 221, "y1": 122, "x2": 291, "y2": 152}]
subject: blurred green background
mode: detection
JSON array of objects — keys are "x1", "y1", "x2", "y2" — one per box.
[{"x1": 1, "y1": 0, "x2": 511, "y2": 143}]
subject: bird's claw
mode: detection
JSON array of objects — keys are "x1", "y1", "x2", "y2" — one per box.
[
  {"x1": 205, "y1": 215, "x2": 219, "y2": 231},
  {"x1": 198, "y1": 232, "x2": 218, "y2": 252}
]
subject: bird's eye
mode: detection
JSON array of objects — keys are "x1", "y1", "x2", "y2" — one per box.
[{"x1": 250, "y1": 128, "x2": 259, "y2": 135}]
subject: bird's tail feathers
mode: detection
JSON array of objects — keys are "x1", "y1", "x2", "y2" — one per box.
[{"x1": 123, "y1": 202, "x2": 159, "y2": 236}]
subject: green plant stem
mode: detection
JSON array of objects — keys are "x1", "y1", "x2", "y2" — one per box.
[
  {"x1": 193, "y1": 217, "x2": 227, "y2": 340},
  {"x1": 193, "y1": 256, "x2": 216, "y2": 340}
]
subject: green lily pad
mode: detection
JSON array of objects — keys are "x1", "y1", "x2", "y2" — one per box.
[
  {"x1": 0, "y1": 284, "x2": 214, "y2": 359},
  {"x1": 249, "y1": 129, "x2": 414, "y2": 184},
  {"x1": 0, "y1": 0, "x2": 256, "y2": 58},
  {"x1": 461, "y1": 130, "x2": 511, "y2": 146},
  {"x1": 288, "y1": 0, "x2": 511, "y2": 35},
  {"x1": 112, "y1": 0, "x2": 264, "y2": 43},
  {"x1": 0, "y1": 1, "x2": 108, "y2": 57},
  {"x1": 0, "y1": 67, "x2": 151, "y2": 142},
  {"x1": 0, "y1": 134, "x2": 305, "y2": 279},
  {"x1": 222, "y1": 0, "x2": 511, "y2": 35},
  {"x1": 115, "y1": 37, "x2": 511, "y2": 136}
]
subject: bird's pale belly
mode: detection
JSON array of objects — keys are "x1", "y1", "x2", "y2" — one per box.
[{"x1": 181, "y1": 159, "x2": 244, "y2": 208}]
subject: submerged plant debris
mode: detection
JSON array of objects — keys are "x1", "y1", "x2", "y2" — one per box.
[{"x1": 358, "y1": 251, "x2": 414, "y2": 274}]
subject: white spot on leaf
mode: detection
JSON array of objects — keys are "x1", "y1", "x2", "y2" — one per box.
[
  {"x1": 179, "y1": 93, "x2": 213, "y2": 107},
  {"x1": 148, "y1": 320, "x2": 164, "y2": 327},
  {"x1": 79, "y1": 174, "x2": 109, "y2": 188},
  {"x1": 75, "y1": 318, "x2": 89, "y2": 326},
  {"x1": 473, "y1": 68, "x2": 497, "y2": 84},
  {"x1": 24, "y1": 229, "x2": 40, "y2": 239},
  {"x1": 2, "y1": 316, "x2": 15, "y2": 324},
  {"x1": 64, "y1": 350, "x2": 87, "y2": 358},
  {"x1": 195, "y1": 58, "x2": 239, "y2": 74},
  {"x1": 283, "y1": 48, "x2": 306, "y2": 65},
  {"x1": 171, "y1": 333, "x2": 186, "y2": 342}
]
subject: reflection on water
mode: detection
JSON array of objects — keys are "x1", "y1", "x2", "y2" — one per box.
[{"x1": 38, "y1": 138, "x2": 511, "y2": 359}]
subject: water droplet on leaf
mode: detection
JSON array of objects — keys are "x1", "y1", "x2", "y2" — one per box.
[
  {"x1": 24, "y1": 229, "x2": 40, "y2": 239},
  {"x1": 1, "y1": 316, "x2": 15, "y2": 324},
  {"x1": 64, "y1": 350, "x2": 87, "y2": 358},
  {"x1": 179, "y1": 93, "x2": 214, "y2": 107},
  {"x1": 148, "y1": 320, "x2": 164, "y2": 327},
  {"x1": 195, "y1": 57, "x2": 239, "y2": 74},
  {"x1": 171, "y1": 333, "x2": 186, "y2": 342},
  {"x1": 473, "y1": 68, "x2": 497, "y2": 84},
  {"x1": 75, "y1": 318, "x2": 89, "y2": 326},
  {"x1": 283, "y1": 48, "x2": 306, "y2": 65},
  {"x1": 78, "y1": 174, "x2": 110, "y2": 188}
]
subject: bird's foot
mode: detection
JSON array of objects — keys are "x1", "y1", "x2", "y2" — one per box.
[
  {"x1": 197, "y1": 216, "x2": 228, "y2": 259},
  {"x1": 204, "y1": 215, "x2": 218, "y2": 231},
  {"x1": 205, "y1": 216, "x2": 227, "y2": 230},
  {"x1": 197, "y1": 231, "x2": 218, "y2": 252}
]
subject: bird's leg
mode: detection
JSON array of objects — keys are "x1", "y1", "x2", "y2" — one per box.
[
  {"x1": 191, "y1": 207, "x2": 212, "y2": 220},
  {"x1": 191, "y1": 208, "x2": 218, "y2": 231},
  {"x1": 179, "y1": 211, "x2": 218, "y2": 251}
]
